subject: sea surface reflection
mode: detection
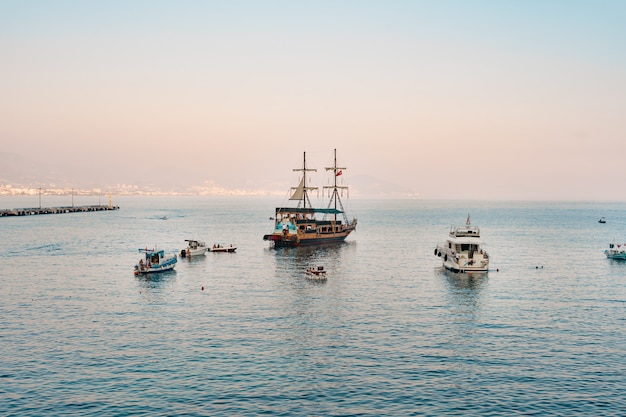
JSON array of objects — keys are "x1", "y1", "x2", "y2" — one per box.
[{"x1": 1, "y1": 197, "x2": 625, "y2": 416}]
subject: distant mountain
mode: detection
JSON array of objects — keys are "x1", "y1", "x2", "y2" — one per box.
[
  {"x1": 0, "y1": 151, "x2": 141, "y2": 190},
  {"x1": 0, "y1": 152, "x2": 416, "y2": 198},
  {"x1": 0, "y1": 152, "x2": 70, "y2": 187},
  {"x1": 349, "y1": 174, "x2": 418, "y2": 199}
]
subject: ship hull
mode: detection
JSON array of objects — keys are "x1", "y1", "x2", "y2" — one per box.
[{"x1": 264, "y1": 231, "x2": 353, "y2": 248}]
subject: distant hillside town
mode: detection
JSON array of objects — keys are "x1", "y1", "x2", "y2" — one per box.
[{"x1": 0, "y1": 183, "x2": 281, "y2": 197}]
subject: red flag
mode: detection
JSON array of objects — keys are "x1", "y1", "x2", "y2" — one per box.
[{"x1": 336, "y1": 170, "x2": 342, "y2": 176}]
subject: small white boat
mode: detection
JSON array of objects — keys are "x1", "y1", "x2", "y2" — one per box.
[
  {"x1": 435, "y1": 215, "x2": 489, "y2": 273},
  {"x1": 134, "y1": 248, "x2": 177, "y2": 275},
  {"x1": 210, "y1": 243, "x2": 237, "y2": 253},
  {"x1": 306, "y1": 266, "x2": 327, "y2": 280},
  {"x1": 181, "y1": 239, "x2": 207, "y2": 258},
  {"x1": 605, "y1": 242, "x2": 626, "y2": 260}
]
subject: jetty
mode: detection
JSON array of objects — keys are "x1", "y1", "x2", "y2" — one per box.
[{"x1": 1, "y1": 205, "x2": 119, "y2": 217}]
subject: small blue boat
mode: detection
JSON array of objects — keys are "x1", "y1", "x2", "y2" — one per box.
[{"x1": 134, "y1": 248, "x2": 177, "y2": 275}]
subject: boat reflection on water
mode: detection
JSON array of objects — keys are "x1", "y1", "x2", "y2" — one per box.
[
  {"x1": 270, "y1": 242, "x2": 355, "y2": 277},
  {"x1": 439, "y1": 268, "x2": 488, "y2": 324},
  {"x1": 134, "y1": 268, "x2": 177, "y2": 304},
  {"x1": 440, "y1": 268, "x2": 488, "y2": 292}
]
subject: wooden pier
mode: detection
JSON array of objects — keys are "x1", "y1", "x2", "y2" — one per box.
[{"x1": 0, "y1": 205, "x2": 120, "y2": 217}]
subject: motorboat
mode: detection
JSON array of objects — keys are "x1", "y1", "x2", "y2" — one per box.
[
  {"x1": 604, "y1": 242, "x2": 626, "y2": 260},
  {"x1": 181, "y1": 239, "x2": 207, "y2": 257},
  {"x1": 599, "y1": 217, "x2": 606, "y2": 223},
  {"x1": 435, "y1": 215, "x2": 489, "y2": 273},
  {"x1": 210, "y1": 243, "x2": 237, "y2": 253},
  {"x1": 134, "y1": 248, "x2": 177, "y2": 275},
  {"x1": 306, "y1": 266, "x2": 327, "y2": 280}
]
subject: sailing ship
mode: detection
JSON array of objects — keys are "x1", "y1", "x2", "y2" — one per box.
[{"x1": 263, "y1": 149, "x2": 357, "y2": 248}]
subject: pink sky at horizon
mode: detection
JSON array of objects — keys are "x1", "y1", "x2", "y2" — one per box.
[{"x1": 1, "y1": 1, "x2": 625, "y2": 200}]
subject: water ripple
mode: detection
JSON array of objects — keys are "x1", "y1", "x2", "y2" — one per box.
[{"x1": 1, "y1": 198, "x2": 625, "y2": 415}]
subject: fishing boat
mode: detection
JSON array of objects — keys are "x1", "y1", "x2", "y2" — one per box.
[
  {"x1": 209, "y1": 243, "x2": 237, "y2": 253},
  {"x1": 604, "y1": 242, "x2": 626, "y2": 260},
  {"x1": 306, "y1": 266, "x2": 327, "y2": 280},
  {"x1": 181, "y1": 239, "x2": 207, "y2": 257},
  {"x1": 134, "y1": 248, "x2": 177, "y2": 275},
  {"x1": 263, "y1": 149, "x2": 357, "y2": 248},
  {"x1": 434, "y1": 215, "x2": 489, "y2": 273}
]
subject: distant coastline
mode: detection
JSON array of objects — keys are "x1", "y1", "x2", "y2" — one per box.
[{"x1": 0, "y1": 184, "x2": 283, "y2": 198}]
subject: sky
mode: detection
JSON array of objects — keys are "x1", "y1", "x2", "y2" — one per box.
[{"x1": 1, "y1": 0, "x2": 625, "y2": 200}]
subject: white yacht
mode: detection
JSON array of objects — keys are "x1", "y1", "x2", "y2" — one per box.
[{"x1": 435, "y1": 215, "x2": 489, "y2": 273}]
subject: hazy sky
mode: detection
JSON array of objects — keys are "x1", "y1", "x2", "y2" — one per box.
[{"x1": 1, "y1": 1, "x2": 625, "y2": 200}]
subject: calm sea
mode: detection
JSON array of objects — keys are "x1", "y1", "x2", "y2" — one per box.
[{"x1": 1, "y1": 196, "x2": 625, "y2": 416}]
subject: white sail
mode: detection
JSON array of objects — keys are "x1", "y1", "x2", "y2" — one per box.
[
  {"x1": 290, "y1": 177, "x2": 318, "y2": 201},
  {"x1": 290, "y1": 177, "x2": 305, "y2": 200}
]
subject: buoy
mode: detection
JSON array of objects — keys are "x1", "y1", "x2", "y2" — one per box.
[{"x1": 201, "y1": 286, "x2": 204, "y2": 291}]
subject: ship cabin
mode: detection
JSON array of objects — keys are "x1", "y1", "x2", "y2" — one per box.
[
  {"x1": 450, "y1": 224, "x2": 481, "y2": 238},
  {"x1": 447, "y1": 224, "x2": 484, "y2": 257},
  {"x1": 274, "y1": 207, "x2": 345, "y2": 235}
]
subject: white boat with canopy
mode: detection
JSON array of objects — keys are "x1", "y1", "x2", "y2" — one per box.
[
  {"x1": 434, "y1": 215, "x2": 489, "y2": 273},
  {"x1": 181, "y1": 239, "x2": 207, "y2": 257},
  {"x1": 134, "y1": 248, "x2": 178, "y2": 275}
]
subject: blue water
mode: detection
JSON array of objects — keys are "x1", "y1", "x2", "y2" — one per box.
[{"x1": 1, "y1": 196, "x2": 625, "y2": 416}]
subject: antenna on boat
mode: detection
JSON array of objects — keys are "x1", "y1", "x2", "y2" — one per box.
[{"x1": 466, "y1": 214, "x2": 471, "y2": 226}]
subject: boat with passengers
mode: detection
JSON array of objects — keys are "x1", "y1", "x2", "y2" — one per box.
[
  {"x1": 604, "y1": 242, "x2": 626, "y2": 260},
  {"x1": 210, "y1": 243, "x2": 237, "y2": 253},
  {"x1": 263, "y1": 149, "x2": 357, "y2": 248},
  {"x1": 134, "y1": 248, "x2": 178, "y2": 275}
]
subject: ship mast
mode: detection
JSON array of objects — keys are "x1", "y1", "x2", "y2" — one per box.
[
  {"x1": 324, "y1": 148, "x2": 348, "y2": 221},
  {"x1": 291, "y1": 151, "x2": 317, "y2": 208}
]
